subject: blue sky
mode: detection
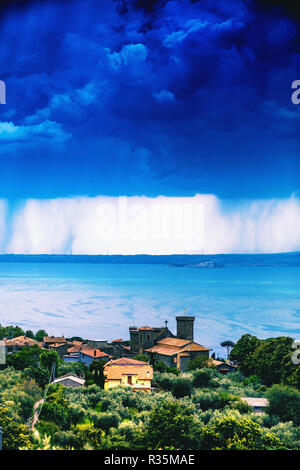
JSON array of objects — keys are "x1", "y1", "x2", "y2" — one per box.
[{"x1": 0, "y1": 0, "x2": 299, "y2": 202}]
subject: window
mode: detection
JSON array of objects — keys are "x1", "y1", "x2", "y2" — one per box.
[{"x1": 127, "y1": 375, "x2": 132, "y2": 385}]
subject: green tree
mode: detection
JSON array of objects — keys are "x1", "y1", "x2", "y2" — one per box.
[
  {"x1": 251, "y1": 337, "x2": 296, "y2": 386},
  {"x1": 200, "y1": 416, "x2": 283, "y2": 450},
  {"x1": 229, "y1": 334, "x2": 262, "y2": 375},
  {"x1": 285, "y1": 365, "x2": 300, "y2": 389},
  {"x1": 220, "y1": 340, "x2": 235, "y2": 359},
  {"x1": 145, "y1": 399, "x2": 201, "y2": 449},
  {"x1": 23, "y1": 365, "x2": 50, "y2": 388},
  {"x1": 153, "y1": 360, "x2": 168, "y2": 372},
  {"x1": 133, "y1": 354, "x2": 148, "y2": 362},
  {"x1": 0, "y1": 325, "x2": 25, "y2": 339},
  {"x1": 73, "y1": 423, "x2": 104, "y2": 450},
  {"x1": 40, "y1": 349, "x2": 59, "y2": 375},
  {"x1": 35, "y1": 329, "x2": 48, "y2": 342},
  {"x1": 267, "y1": 384, "x2": 300, "y2": 426},
  {"x1": 171, "y1": 378, "x2": 192, "y2": 398},
  {"x1": 187, "y1": 355, "x2": 212, "y2": 371},
  {"x1": 6, "y1": 344, "x2": 41, "y2": 370},
  {"x1": 193, "y1": 368, "x2": 215, "y2": 388},
  {"x1": 57, "y1": 361, "x2": 87, "y2": 378},
  {"x1": 40, "y1": 384, "x2": 70, "y2": 430},
  {"x1": 93, "y1": 412, "x2": 120, "y2": 431},
  {"x1": 66, "y1": 336, "x2": 83, "y2": 342},
  {"x1": 0, "y1": 406, "x2": 32, "y2": 449},
  {"x1": 90, "y1": 360, "x2": 105, "y2": 388},
  {"x1": 25, "y1": 330, "x2": 35, "y2": 340},
  {"x1": 153, "y1": 360, "x2": 179, "y2": 375}
]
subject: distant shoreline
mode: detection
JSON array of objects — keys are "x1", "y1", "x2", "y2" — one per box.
[{"x1": 0, "y1": 252, "x2": 299, "y2": 267}]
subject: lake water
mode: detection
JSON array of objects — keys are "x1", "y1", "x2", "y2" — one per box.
[{"x1": 0, "y1": 261, "x2": 299, "y2": 357}]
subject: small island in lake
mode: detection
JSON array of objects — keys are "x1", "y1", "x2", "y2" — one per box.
[{"x1": 171, "y1": 260, "x2": 225, "y2": 268}]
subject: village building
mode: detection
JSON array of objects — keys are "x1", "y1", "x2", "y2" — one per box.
[
  {"x1": 212, "y1": 360, "x2": 237, "y2": 374},
  {"x1": 87, "y1": 339, "x2": 113, "y2": 355},
  {"x1": 53, "y1": 372, "x2": 85, "y2": 388},
  {"x1": 78, "y1": 348, "x2": 110, "y2": 366},
  {"x1": 241, "y1": 397, "x2": 269, "y2": 415},
  {"x1": 4, "y1": 336, "x2": 42, "y2": 354},
  {"x1": 146, "y1": 337, "x2": 210, "y2": 372},
  {"x1": 111, "y1": 339, "x2": 131, "y2": 358},
  {"x1": 129, "y1": 315, "x2": 210, "y2": 372},
  {"x1": 48, "y1": 342, "x2": 69, "y2": 359},
  {"x1": 63, "y1": 342, "x2": 106, "y2": 363},
  {"x1": 129, "y1": 321, "x2": 173, "y2": 355},
  {"x1": 42, "y1": 336, "x2": 67, "y2": 349},
  {"x1": 63, "y1": 342, "x2": 111, "y2": 363},
  {"x1": 104, "y1": 357, "x2": 153, "y2": 392},
  {"x1": 87, "y1": 339, "x2": 108, "y2": 349}
]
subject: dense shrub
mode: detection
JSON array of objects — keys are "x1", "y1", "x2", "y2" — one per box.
[
  {"x1": 95, "y1": 412, "x2": 120, "y2": 431},
  {"x1": 171, "y1": 378, "x2": 192, "y2": 398},
  {"x1": 36, "y1": 420, "x2": 61, "y2": 441},
  {"x1": 200, "y1": 416, "x2": 283, "y2": 450},
  {"x1": 144, "y1": 399, "x2": 202, "y2": 449},
  {"x1": 261, "y1": 421, "x2": 300, "y2": 449},
  {"x1": 187, "y1": 355, "x2": 213, "y2": 371},
  {"x1": 0, "y1": 367, "x2": 42, "y2": 422},
  {"x1": 192, "y1": 368, "x2": 216, "y2": 388},
  {"x1": 0, "y1": 406, "x2": 32, "y2": 450},
  {"x1": 267, "y1": 384, "x2": 300, "y2": 426}
]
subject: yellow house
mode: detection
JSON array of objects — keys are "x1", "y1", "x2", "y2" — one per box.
[{"x1": 104, "y1": 357, "x2": 153, "y2": 392}]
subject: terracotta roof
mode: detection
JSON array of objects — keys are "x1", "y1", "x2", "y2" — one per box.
[
  {"x1": 67, "y1": 344, "x2": 93, "y2": 353},
  {"x1": 49, "y1": 342, "x2": 67, "y2": 348},
  {"x1": 212, "y1": 360, "x2": 223, "y2": 366},
  {"x1": 145, "y1": 345, "x2": 180, "y2": 356},
  {"x1": 180, "y1": 342, "x2": 210, "y2": 352},
  {"x1": 112, "y1": 339, "x2": 123, "y2": 343},
  {"x1": 68, "y1": 345, "x2": 80, "y2": 353},
  {"x1": 146, "y1": 338, "x2": 210, "y2": 356},
  {"x1": 107, "y1": 357, "x2": 149, "y2": 366},
  {"x1": 139, "y1": 326, "x2": 155, "y2": 331},
  {"x1": 71, "y1": 341, "x2": 83, "y2": 346},
  {"x1": 156, "y1": 337, "x2": 192, "y2": 347},
  {"x1": 43, "y1": 336, "x2": 66, "y2": 344},
  {"x1": 4, "y1": 336, "x2": 40, "y2": 347},
  {"x1": 80, "y1": 349, "x2": 109, "y2": 358}
]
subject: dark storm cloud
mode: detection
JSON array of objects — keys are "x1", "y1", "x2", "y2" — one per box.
[{"x1": 0, "y1": 0, "x2": 299, "y2": 199}]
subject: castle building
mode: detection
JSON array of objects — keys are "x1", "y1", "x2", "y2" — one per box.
[
  {"x1": 129, "y1": 322, "x2": 174, "y2": 355},
  {"x1": 128, "y1": 315, "x2": 210, "y2": 372}
]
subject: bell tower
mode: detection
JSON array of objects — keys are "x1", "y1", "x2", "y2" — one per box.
[{"x1": 176, "y1": 315, "x2": 195, "y2": 341}]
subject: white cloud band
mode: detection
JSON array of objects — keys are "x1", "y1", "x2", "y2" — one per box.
[{"x1": 1, "y1": 194, "x2": 300, "y2": 254}]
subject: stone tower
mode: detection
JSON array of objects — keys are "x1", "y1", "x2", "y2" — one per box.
[
  {"x1": 176, "y1": 316, "x2": 195, "y2": 341},
  {"x1": 129, "y1": 327, "x2": 139, "y2": 354}
]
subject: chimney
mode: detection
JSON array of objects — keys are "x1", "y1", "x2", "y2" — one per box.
[{"x1": 94, "y1": 349, "x2": 96, "y2": 357}]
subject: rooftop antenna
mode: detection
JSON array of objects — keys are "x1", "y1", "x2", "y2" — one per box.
[
  {"x1": 184, "y1": 306, "x2": 187, "y2": 316},
  {"x1": 164, "y1": 320, "x2": 168, "y2": 329}
]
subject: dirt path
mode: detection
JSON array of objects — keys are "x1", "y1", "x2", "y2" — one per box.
[{"x1": 32, "y1": 398, "x2": 44, "y2": 429}]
